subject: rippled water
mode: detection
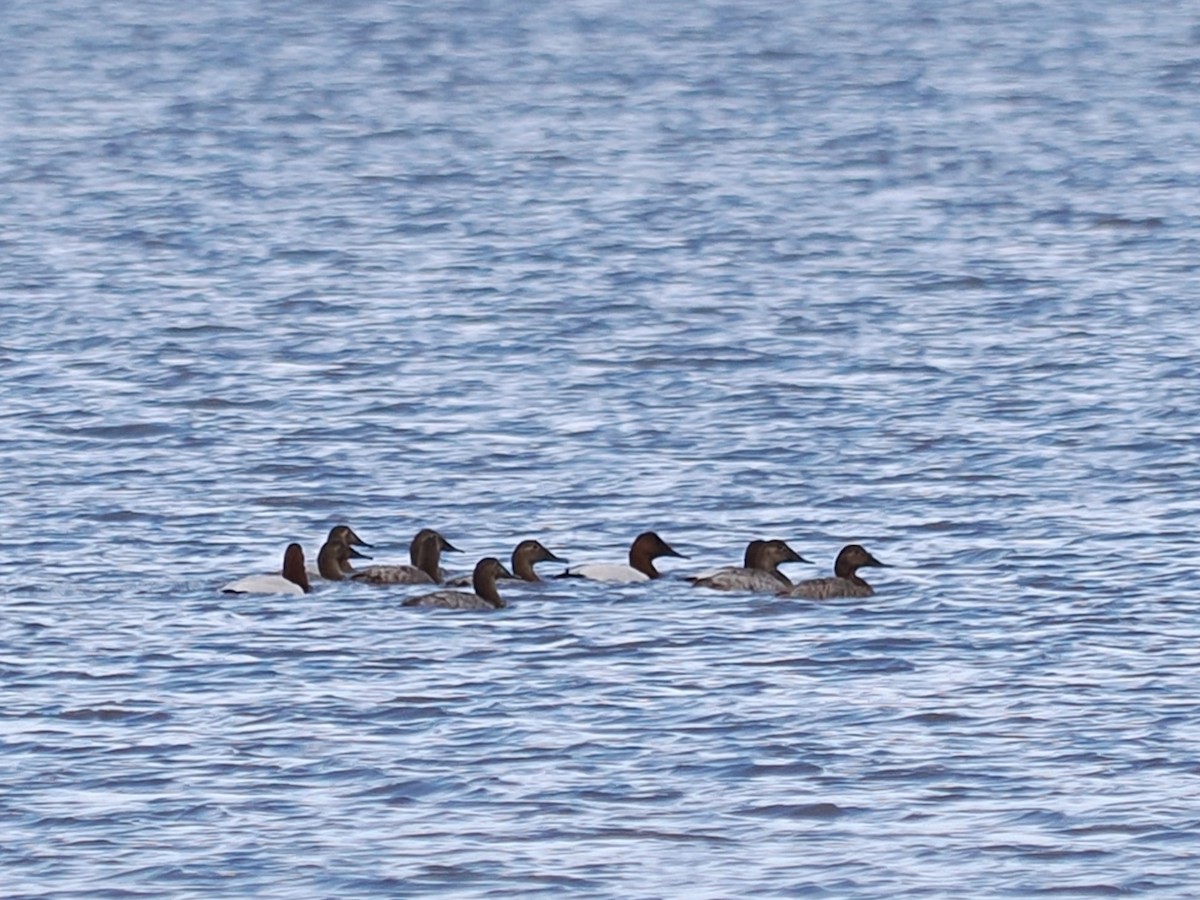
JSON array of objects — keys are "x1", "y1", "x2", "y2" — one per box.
[{"x1": 3, "y1": 0, "x2": 1200, "y2": 896}]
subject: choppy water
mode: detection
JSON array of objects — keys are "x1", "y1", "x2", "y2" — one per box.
[{"x1": 3, "y1": 0, "x2": 1200, "y2": 896}]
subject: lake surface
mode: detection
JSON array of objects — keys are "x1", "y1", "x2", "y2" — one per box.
[{"x1": 2, "y1": 0, "x2": 1199, "y2": 896}]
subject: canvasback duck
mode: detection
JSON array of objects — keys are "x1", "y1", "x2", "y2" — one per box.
[
  {"x1": 560, "y1": 531, "x2": 685, "y2": 583},
  {"x1": 690, "y1": 539, "x2": 810, "y2": 592},
  {"x1": 402, "y1": 557, "x2": 513, "y2": 610},
  {"x1": 316, "y1": 532, "x2": 372, "y2": 581},
  {"x1": 352, "y1": 528, "x2": 461, "y2": 585},
  {"x1": 221, "y1": 543, "x2": 311, "y2": 596},
  {"x1": 444, "y1": 539, "x2": 566, "y2": 586},
  {"x1": 778, "y1": 544, "x2": 888, "y2": 599}
]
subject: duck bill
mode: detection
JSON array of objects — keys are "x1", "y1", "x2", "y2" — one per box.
[
  {"x1": 347, "y1": 530, "x2": 372, "y2": 548},
  {"x1": 441, "y1": 538, "x2": 464, "y2": 554},
  {"x1": 348, "y1": 546, "x2": 372, "y2": 560}
]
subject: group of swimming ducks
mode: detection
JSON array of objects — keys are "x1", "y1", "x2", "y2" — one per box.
[{"x1": 221, "y1": 526, "x2": 889, "y2": 610}]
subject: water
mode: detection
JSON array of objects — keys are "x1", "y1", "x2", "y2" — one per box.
[{"x1": 2, "y1": 0, "x2": 1199, "y2": 895}]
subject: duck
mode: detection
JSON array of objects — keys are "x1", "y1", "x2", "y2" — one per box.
[
  {"x1": 444, "y1": 539, "x2": 566, "y2": 586},
  {"x1": 402, "y1": 557, "x2": 513, "y2": 610},
  {"x1": 558, "y1": 531, "x2": 685, "y2": 583},
  {"x1": 221, "y1": 543, "x2": 311, "y2": 596},
  {"x1": 352, "y1": 528, "x2": 461, "y2": 585},
  {"x1": 316, "y1": 532, "x2": 372, "y2": 581},
  {"x1": 777, "y1": 544, "x2": 888, "y2": 599},
  {"x1": 690, "y1": 539, "x2": 810, "y2": 592}
]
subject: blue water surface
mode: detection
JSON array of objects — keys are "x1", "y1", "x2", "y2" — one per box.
[{"x1": 2, "y1": 0, "x2": 1200, "y2": 896}]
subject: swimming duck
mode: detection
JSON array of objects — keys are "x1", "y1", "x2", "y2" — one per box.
[
  {"x1": 690, "y1": 539, "x2": 810, "y2": 592},
  {"x1": 444, "y1": 539, "x2": 566, "y2": 586},
  {"x1": 778, "y1": 544, "x2": 888, "y2": 599},
  {"x1": 402, "y1": 557, "x2": 513, "y2": 610},
  {"x1": 559, "y1": 531, "x2": 685, "y2": 583},
  {"x1": 352, "y1": 528, "x2": 461, "y2": 585},
  {"x1": 316, "y1": 532, "x2": 372, "y2": 581},
  {"x1": 221, "y1": 543, "x2": 311, "y2": 596}
]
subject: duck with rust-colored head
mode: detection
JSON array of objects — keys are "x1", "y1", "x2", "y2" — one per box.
[
  {"x1": 558, "y1": 531, "x2": 685, "y2": 583},
  {"x1": 778, "y1": 544, "x2": 888, "y2": 599},
  {"x1": 221, "y1": 543, "x2": 311, "y2": 596},
  {"x1": 691, "y1": 539, "x2": 810, "y2": 592}
]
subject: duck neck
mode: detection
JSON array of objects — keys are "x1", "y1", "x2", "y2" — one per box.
[
  {"x1": 415, "y1": 541, "x2": 442, "y2": 583},
  {"x1": 473, "y1": 571, "x2": 505, "y2": 608},
  {"x1": 765, "y1": 566, "x2": 791, "y2": 587},
  {"x1": 283, "y1": 553, "x2": 312, "y2": 594},
  {"x1": 629, "y1": 549, "x2": 661, "y2": 579},
  {"x1": 317, "y1": 544, "x2": 345, "y2": 580},
  {"x1": 833, "y1": 558, "x2": 868, "y2": 587},
  {"x1": 512, "y1": 553, "x2": 540, "y2": 582}
]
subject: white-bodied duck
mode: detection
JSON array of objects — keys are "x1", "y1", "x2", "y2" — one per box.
[
  {"x1": 559, "y1": 531, "x2": 685, "y2": 583},
  {"x1": 221, "y1": 543, "x2": 311, "y2": 596}
]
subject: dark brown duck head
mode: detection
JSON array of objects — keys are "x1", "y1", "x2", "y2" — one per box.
[
  {"x1": 281, "y1": 543, "x2": 312, "y2": 594},
  {"x1": 833, "y1": 544, "x2": 888, "y2": 585},
  {"x1": 745, "y1": 539, "x2": 810, "y2": 571},
  {"x1": 511, "y1": 539, "x2": 566, "y2": 582},
  {"x1": 629, "y1": 531, "x2": 686, "y2": 579},
  {"x1": 408, "y1": 528, "x2": 462, "y2": 564},
  {"x1": 472, "y1": 557, "x2": 515, "y2": 607},
  {"x1": 327, "y1": 524, "x2": 372, "y2": 549}
]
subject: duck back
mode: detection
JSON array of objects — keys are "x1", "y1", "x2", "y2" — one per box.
[
  {"x1": 783, "y1": 577, "x2": 875, "y2": 600},
  {"x1": 692, "y1": 568, "x2": 790, "y2": 592}
]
